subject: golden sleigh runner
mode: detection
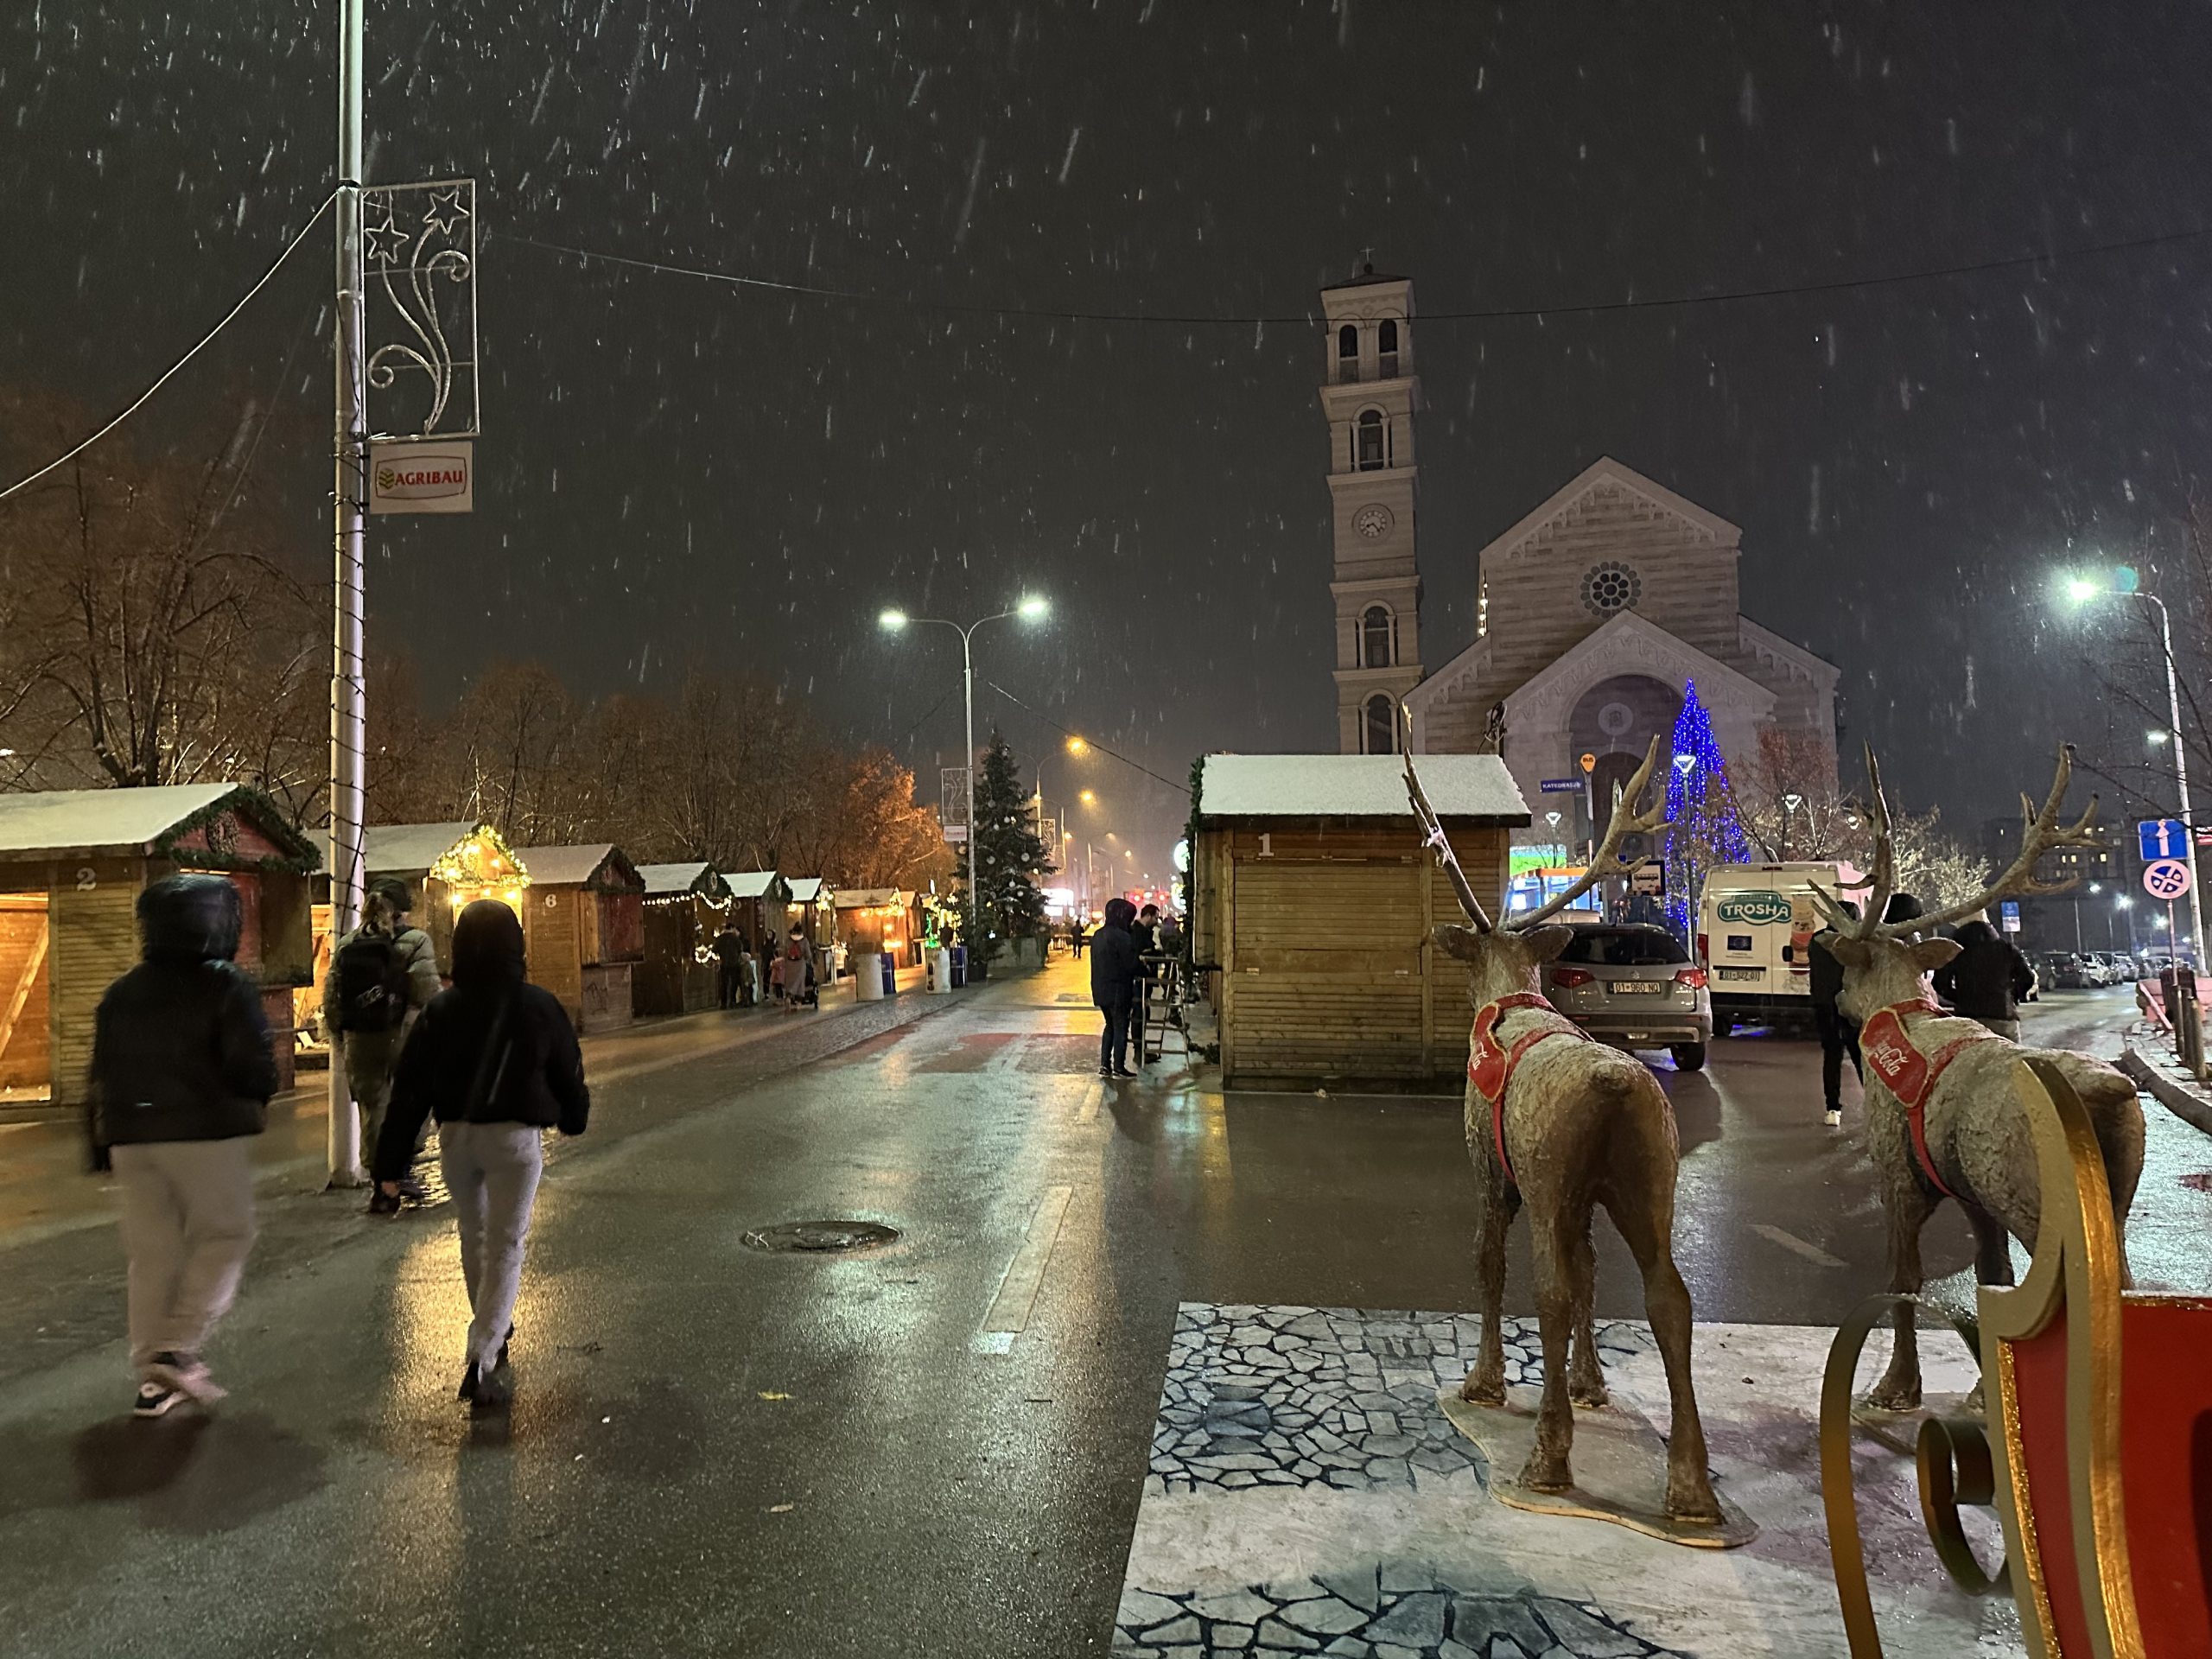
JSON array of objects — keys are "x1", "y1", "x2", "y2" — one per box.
[{"x1": 1819, "y1": 1054, "x2": 2212, "y2": 1656}]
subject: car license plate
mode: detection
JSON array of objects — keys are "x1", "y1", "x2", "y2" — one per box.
[
  {"x1": 1717, "y1": 967, "x2": 1763, "y2": 982},
  {"x1": 1609, "y1": 980, "x2": 1664, "y2": 995}
]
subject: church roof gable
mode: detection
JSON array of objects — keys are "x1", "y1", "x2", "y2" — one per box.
[
  {"x1": 1504, "y1": 609, "x2": 1777, "y2": 727},
  {"x1": 1480, "y1": 456, "x2": 1741, "y2": 569}
]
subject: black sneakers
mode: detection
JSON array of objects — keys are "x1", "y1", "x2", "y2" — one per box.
[{"x1": 133, "y1": 1382, "x2": 182, "y2": 1419}]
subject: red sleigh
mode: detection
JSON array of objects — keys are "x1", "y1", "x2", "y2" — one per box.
[{"x1": 1821, "y1": 1054, "x2": 2212, "y2": 1656}]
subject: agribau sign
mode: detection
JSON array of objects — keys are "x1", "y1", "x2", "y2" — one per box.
[
  {"x1": 1714, "y1": 890, "x2": 1793, "y2": 927},
  {"x1": 369, "y1": 439, "x2": 474, "y2": 515}
]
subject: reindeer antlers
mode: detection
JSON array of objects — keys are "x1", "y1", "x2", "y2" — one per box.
[
  {"x1": 1808, "y1": 744, "x2": 2102, "y2": 940},
  {"x1": 1402, "y1": 704, "x2": 1496, "y2": 932},
  {"x1": 1515, "y1": 736, "x2": 1668, "y2": 929},
  {"x1": 1881, "y1": 744, "x2": 2101, "y2": 938}
]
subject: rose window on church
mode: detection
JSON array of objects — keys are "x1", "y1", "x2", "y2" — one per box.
[{"x1": 1581, "y1": 562, "x2": 1642, "y2": 616}]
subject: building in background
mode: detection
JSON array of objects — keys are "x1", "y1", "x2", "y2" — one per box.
[{"x1": 1318, "y1": 266, "x2": 1840, "y2": 852}]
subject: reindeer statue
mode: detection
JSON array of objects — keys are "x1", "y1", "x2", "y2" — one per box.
[
  {"x1": 1813, "y1": 745, "x2": 2145, "y2": 1412},
  {"x1": 1406, "y1": 731, "x2": 1723, "y2": 1527}
]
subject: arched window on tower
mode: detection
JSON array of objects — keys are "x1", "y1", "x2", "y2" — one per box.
[
  {"x1": 1378, "y1": 319, "x2": 1399, "y2": 378},
  {"x1": 1357, "y1": 409, "x2": 1386, "y2": 471},
  {"x1": 1363, "y1": 694, "x2": 1396, "y2": 755},
  {"x1": 1337, "y1": 323, "x2": 1358, "y2": 384},
  {"x1": 1361, "y1": 605, "x2": 1395, "y2": 668}
]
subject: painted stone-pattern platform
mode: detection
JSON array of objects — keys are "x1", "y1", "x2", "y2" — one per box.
[{"x1": 1116, "y1": 1303, "x2": 2026, "y2": 1658}]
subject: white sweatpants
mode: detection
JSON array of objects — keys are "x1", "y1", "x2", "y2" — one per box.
[
  {"x1": 111, "y1": 1138, "x2": 257, "y2": 1377},
  {"x1": 438, "y1": 1122, "x2": 545, "y2": 1372}
]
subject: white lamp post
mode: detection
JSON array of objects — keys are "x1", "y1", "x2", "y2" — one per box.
[
  {"x1": 879, "y1": 595, "x2": 1049, "y2": 953},
  {"x1": 2061, "y1": 569, "x2": 2203, "y2": 967}
]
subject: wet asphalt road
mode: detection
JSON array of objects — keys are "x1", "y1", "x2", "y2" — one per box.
[{"x1": 0, "y1": 964, "x2": 2202, "y2": 1656}]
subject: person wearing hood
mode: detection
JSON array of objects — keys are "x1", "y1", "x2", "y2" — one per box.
[
  {"x1": 1933, "y1": 914, "x2": 2037, "y2": 1040},
  {"x1": 1090, "y1": 897, "x2": 1142, "y2": 1079},
  {"x1": 87, "y1": 874, "x2": 277, "y2": 1418},
  {"x1": 1806, "y1": 898, "x2": 1862, "y2": 1130},
  {"x1": 323, "y1": 876, "x2": 442, "y2": 1202},
  {"x1": 374, "y1": 899, "x2": 590, "y2": 1409}
]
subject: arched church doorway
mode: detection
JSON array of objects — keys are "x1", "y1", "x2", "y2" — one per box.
[{"x1": 1567, "y1": 675, "x2": 1681, "y2": 855}]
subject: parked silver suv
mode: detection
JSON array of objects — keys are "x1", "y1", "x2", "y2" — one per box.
[{"x1": 1545, "y1": 923, "x2": 1713, "y2": 1072}]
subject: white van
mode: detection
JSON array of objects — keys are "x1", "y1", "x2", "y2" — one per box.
[{"x1": 1696, "y1": 863, "x2": 1844, "y2": 1033}]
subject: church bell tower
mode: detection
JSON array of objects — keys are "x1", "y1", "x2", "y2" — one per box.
[{"x1": 1319, "y1": 263, "x2": 1423, "y2": 754}]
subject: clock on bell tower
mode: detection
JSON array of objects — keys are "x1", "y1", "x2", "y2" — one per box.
[{"x1": 1319, "y1": 262, "x2": 1423, "y2": 754}]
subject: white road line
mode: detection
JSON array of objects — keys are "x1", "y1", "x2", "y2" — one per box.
[
  {"x1": 1076, "y1": 1081, "x2": 1103, "y2": 1124},
  {"x1": 1751, "y1": 1223, "x2": 1848, "y2": 1269},
  {"x1": 979, "y1": 1184, "x2": 1074, "y2": 1342}
]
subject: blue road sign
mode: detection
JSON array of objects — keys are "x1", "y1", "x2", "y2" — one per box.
[
  {"x1": 1539, "y1": 779, "x2": 1583, "y2": 793},
  {"x1": 2139, "y1": 817, "x2": 2190, "y2": 862}
]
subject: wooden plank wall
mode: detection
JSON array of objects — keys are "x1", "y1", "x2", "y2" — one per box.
[
  {"x1": 525, "y1": 887, "x2": 584, "y2": 1026},
  {"x1": 1206, "y1": 820, "x2": 1508, "y2": 1090},
  {"x1": 45, "y1": 858, "x2": 143, "y2": 1105}
]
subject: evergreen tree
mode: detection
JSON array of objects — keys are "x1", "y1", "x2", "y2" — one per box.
[
  {"x1": 1662, "y1": 680, "x2": 1752, "y2": 937},
  {"x1": 964, "y1": 729, "x2": 1051, "y2": 957}
]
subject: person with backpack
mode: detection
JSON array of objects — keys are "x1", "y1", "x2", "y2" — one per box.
[
  {"x1": 322, "y1": 878, "x2": 442, "y2": 1202},
  {"x1": 374, "y1": 899, "x2": 589, "y2": 1410},
  {"x1": 86, "y1": 874, "x2": 277, "y2": 1418}
]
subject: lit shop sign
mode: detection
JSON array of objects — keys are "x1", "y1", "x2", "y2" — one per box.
[{"x1": 369, "y1": 440, "x2": 474, "y2": 514}]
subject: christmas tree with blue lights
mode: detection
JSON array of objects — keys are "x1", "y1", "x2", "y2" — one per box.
[{"x1": 1663, "y1": 681, "x2": 1752, "y2": 937}]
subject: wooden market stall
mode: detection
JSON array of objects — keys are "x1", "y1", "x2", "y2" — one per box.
[
  {"x1": 632, "y1": 861, "x2": 731, "y2": 1017},
  {"x1": 508, "y1": 844, "x2": 646, "y2": 1033},
  {"x1": 833, "y1": 887, "x2": 921, "y2": 967},
  {"x1": 0, "y1": 785, "x2": 320, "y2": 1113},
  {"x1": 721, "y1": 870, "x2": 793, "y2": 956},
  {"x1": 1189, "y1": 753, "x2": 1528, "y2": 1091}
]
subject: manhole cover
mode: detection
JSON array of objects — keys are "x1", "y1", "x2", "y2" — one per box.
[{"x1": 741, "y1": 1220, "x2": 899, "y2": 1254}]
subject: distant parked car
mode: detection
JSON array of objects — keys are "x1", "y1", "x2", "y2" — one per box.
[
  {"x1": 1545, "y1": 923, "x2": 1713, "y2": 1072},
  {"x1": 2037, "y1": 951, "x2": 2092, "y2": 990}
]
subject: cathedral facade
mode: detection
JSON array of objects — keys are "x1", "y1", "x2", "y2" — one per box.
[{"x1": 1319, "y1": 268, "x2": 1839, "y2": 847}]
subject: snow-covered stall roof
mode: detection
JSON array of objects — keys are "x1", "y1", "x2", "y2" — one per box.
[
  {"x1": 0, "y1": 784, "x2": 317, "y2": 863},
  {"x1": 1198, "y1": 753, "x2": 1529, "y2": 823},
  {"x1": 637, "y1": 861, "x2": 715, "y2": 897},
  {"x1": 834, "y1": 887, "x2": 911, "y2": 910},
  {"x1": 365, "y1": 821, "x2": 485, "y2": 875},
  {"x1": 721, "y1": 870, "x2": 787, "y2": 900},
  {"x1": 785, "y1": 876, "x2": 827, "y2": 905},
  {"x1": 508, "y1": 844, "x2": 643, "y2": 892}
]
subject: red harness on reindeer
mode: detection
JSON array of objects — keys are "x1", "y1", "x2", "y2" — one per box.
[
  {"x1": 1858, "y1": 995, "x2": 2004, "y2": 1198},
  {"x1": 1466, "y1": 992, "x2": 1592, "y2": 1186}
]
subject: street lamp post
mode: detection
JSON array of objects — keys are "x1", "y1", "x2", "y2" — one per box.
[
  {"x1": 879, "y1": 596, "x2": 1049, "y2": 955},
  {"x1": 2063, "y1": 570, "x2": 2204, "y2": 967},
  {"x1": 1781, "y1": 791, "x2": 1804, "y2": 861}
]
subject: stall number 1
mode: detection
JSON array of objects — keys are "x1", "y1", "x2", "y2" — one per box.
[{"x1": 1258, "y1": 833, "x2": 1273, "y2": 858}]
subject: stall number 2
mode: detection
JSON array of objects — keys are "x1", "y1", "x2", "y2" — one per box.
[{"x1": 75, "y1": 867, "x2": 98, "y2": 892}]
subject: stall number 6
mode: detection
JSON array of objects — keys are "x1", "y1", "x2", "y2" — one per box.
[
  {"x1": 544, "y1": 893, "x2": 558, "y2": 909},
  {"x1": 74, "y1": 867, "x2": 98, "y2": 892}
]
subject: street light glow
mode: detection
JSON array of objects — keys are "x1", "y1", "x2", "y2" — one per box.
[
  {"x1": 1065, "y1": 734, "x2": 1090, "y2": 755},
  {"x1": 1080, "y1": 789, "x2": 1097, "y2": 805},
  {"x1": 1017, "y1": 594, "x2": 1050, "y2": 620},
  {"x1": 877, "y1": 607, "x2": 908, "y2": 631},
  {"x1": 2060, "y1": 575, "x2": 2103, "y2": 606},
  {"x1": 2149, "y1": 730, "x2": 2171, "y2": 746}
]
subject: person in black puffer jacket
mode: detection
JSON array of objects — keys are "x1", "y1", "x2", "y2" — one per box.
[
  {"x1": 88, "y1": 873, "x2": 276, "y2": 1418},
  {"x1": 374, "y1": 899, "x2": 590, "y2": 1408},
  {"x1": 1090, "y1": 898, "x2": 1142, "y2": 1079},
  {"x1": 1932, "y1": 915, "x2": 2036, "y2": 1039},
  {"x1": 1806, "y1": 899, "x2": 1862, "y2": 1129}
]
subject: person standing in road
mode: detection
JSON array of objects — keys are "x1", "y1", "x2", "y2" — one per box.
[
  {"x1": 1807, "y1": 899, "x2": 1861, "y2": 1130},
  {"x1": 1933, "y1": 913, "x2": 2037, "y2": 1040},
  {"x1": 1091, "y1": 897, "x2": 1141, "y2": 1080},
  {"x1": 712, "y1": 918, "x2": 745, "y2": 1010},
  {"x1": 324, "y1": 878, "x2": 442, "y2": 1206},
  {"x1": 374, "y1": 899, "x2": 589, "y2": 1410},
  {"x1": 87, "y1": 874, "x2": 276, "y2": 1419},
  {"x1": 1070, "y1": 918, "x2": 1087, "y2": 959}
]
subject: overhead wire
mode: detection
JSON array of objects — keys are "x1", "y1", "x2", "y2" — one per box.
[
  {"x1": 0, "y1": 188, "x2": 339, "y2": 502},
  {"x1": 983, "y1": 680, "x2": 1186, "y2": 792},
  {"x1": 499, "y1": 217, "x2": 2212, "y2": 329}
]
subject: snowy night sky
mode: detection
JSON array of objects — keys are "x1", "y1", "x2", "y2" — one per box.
[{"x1": 6, "y1": 2, "x2": 2212, "y2": 868}]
